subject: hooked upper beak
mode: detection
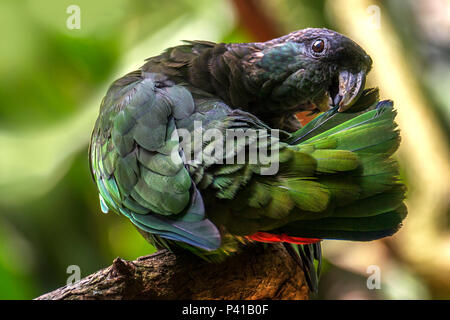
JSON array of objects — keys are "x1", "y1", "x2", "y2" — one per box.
[{"x1": 333, "y1": 69, "x2": 367, "y2": 112}]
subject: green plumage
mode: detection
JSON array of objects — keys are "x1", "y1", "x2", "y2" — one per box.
[{"x1": 89, "y1": 28, "x2": 406, "y2": 292}]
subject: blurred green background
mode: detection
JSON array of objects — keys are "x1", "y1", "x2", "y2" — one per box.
[{"x1": 0, "y1": 0, "x2": 449, "y2": 299}]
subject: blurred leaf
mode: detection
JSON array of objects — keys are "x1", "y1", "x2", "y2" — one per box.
[{"x1": 0, "y1": 0, "x2": 235, "y2": 207}]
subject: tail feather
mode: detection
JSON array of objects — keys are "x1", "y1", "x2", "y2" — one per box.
[
  {"x1": 276, "y1": 98, "x2": 406, "y2": 242},
  {"x1": 289, "y1": 88, "x2": 380, "y2": 144},
  {"x1": 284, "y1": 242, "x2": 322, "y2": 294},
  {"x1": 277, "y1": 204, "x2": 406, "y2": 240}
]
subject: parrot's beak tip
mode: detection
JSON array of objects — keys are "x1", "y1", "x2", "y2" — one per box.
[{"x1": 333, "y1": 69, "x2": 367, "y2": 112}]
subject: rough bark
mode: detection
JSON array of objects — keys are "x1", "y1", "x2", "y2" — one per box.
[{"x1": 36, "y1": 243, "x2": 309, "y2": 300}]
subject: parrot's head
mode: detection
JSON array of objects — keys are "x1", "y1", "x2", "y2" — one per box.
[{"x1": 245, "y1": 28, "x2": 373, "y2": 113}]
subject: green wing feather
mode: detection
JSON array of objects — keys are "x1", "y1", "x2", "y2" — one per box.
[
  {"x1": 90, "y1": 70, "x2": 220, "y2": 250},
  {"x1": 197, "y1": 93, "x2": 405, "y2": 242}
]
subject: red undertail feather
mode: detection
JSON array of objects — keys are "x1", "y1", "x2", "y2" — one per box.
[
  {"x1": 247, "y1": 232, "x2": 321, "y2": 245},
  {"x1": 296, "y1": 110, "x2": 319, "y2": 126}
]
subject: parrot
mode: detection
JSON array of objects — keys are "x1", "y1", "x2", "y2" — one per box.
[{"x1": 89, "y1": 28, "x2": 406, "y2": 293}]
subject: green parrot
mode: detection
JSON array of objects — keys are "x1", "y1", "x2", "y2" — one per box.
[{"x1": 89, "y1": 28, "x2": 406, "y2": 292}]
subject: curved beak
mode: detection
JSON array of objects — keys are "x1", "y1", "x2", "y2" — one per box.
[{"x1": 334, "y1": 69, "x2": 367, "y2": 112}]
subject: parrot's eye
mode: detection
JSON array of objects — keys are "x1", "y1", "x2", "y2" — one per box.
[{"x1": 312, "y1": 39, "x2": 325, "y2": 54}]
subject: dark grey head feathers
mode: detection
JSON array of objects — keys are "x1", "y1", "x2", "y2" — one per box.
[{"x1": 142, "y1": 28, "x2": 372, "y2": 125}]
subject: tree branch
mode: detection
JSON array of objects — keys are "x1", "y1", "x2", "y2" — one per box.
[{"x1": 36, "y1": 243, "x2": 309, "y2": 300}]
